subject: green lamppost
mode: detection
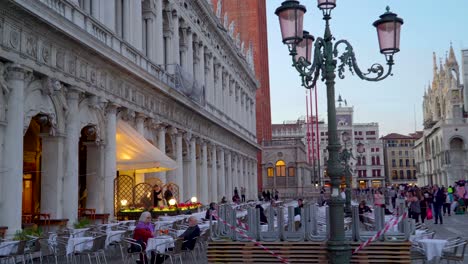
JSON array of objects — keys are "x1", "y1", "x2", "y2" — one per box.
[
  {"x1": 341, "y1": 132, "x2": 353, "y2": 216},
  {"x1": 275, "y1": 1, "x2": 403, "y2": 263}
]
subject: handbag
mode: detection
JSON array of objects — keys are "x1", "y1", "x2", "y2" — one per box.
[{"x1": 426, "y1": 207, "x2": 433, "y2": 220}]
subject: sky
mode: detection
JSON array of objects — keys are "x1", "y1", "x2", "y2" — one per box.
[{"x1": 266, "y1": 0, "x2": 468, "y2": 136}]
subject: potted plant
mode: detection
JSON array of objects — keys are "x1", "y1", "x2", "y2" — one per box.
[{"x1": 73, "y1": 217, "x2": 91, "y2": 229}]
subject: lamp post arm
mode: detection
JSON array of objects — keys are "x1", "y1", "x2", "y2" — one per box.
[
  {"x1": 291, "y1": 38, "x2": 326, "y2": 89},
  {"x1": 333, "y1": 39, "x2": 394, "y2": 82}
]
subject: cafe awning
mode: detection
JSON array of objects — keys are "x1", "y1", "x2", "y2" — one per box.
[{"x1": 116, "y1": 120, "x2": 177, "y2": 173}]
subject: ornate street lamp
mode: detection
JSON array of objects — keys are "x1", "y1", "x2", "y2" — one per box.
[{"x1": 276, "y1": 1, "x2": 403, "y2": 263}]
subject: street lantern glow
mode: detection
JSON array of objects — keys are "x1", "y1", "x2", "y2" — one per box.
[
  {"x1": 168, "y1": 198, "x2": 177, "y2": 206},
  {"x1": 275, "y1": 0, "x2": 307, "y2": 44},
  {"x1": 120, "y1": 199, "x2": 128, "y2": 206},
  {"x1": 373, "y1": 6, "x2": 404, "y2": 55},
  {"x1": 190, "y1": 196, "x2": 197, "y2": 203}
]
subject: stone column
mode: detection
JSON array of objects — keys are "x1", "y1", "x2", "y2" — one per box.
[
  {"x1": 239, "y1": 157, "x2": 245, "y2": 191},
  {"x1": 218, "y1": 148, "x2": 225, "y2": 200},
  {"x1": 210, "y1": 144, "x2": 218, "y2": 202},
  {"x1": 135, "y1": 114, "x2": 146, "y2": 184},
  {"x1": 40, "y1": 134, "x2": 65, "y2": 219},
  {"x1": 226, "y1": 151, "x2": 232, "y2": 199},
  {"x1": 189, "y1": 136, "x2": 197, "y2": 199},
  {"x1": 100, "y1": 0, "x2": 115, "y2": 31},
  {"x1": 133, "y1": 0, "x2": 143, "y2": 51},
  {"x1": 198, "y1": 43, "x2": 205, "y2": 86},
  {"x1": 217, "y1": 67, "x2": 223, "y2": 109},
  {"x1": 122, "y1": 0, "x2": 131, "y2": 43},
  {"x1": 0, "y1": 65, "x2": 27, "y2": 234},
  {"x1": 201, "y1": 141, "x2": 208, "y2": 204},
  {"x1": 155, "y1": 0, "x2": 164, "y2": 65},
  {"x1": 103, "y1": 104, "x2": 118, "y2": 218},
  {"x1": 174, "y1": 129, "x2": 184, "y2": 201},
  {"x1": 63, "y1": 88, "x2": 80, "y2": 226},
  {"x1": 157, "y1": 126, "x2": 167, "y2": 183},
  {"x1": 91, "y1": 0, "x2": 99, "y2": 18},
  {"x1": 186, "y1": 29, "x2": 194, "y2": 78},
  {"x1": 172, "y1": 12, "x2": 180, "y2": 71},
  {"x1": 232, "y1": 154, "x2": 238, "y2": 193}
]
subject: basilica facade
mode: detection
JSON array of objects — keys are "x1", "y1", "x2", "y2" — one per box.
[
  {"x1": 0, "y1": 0, "x2": 259, "y2": 234},
  {"x1": 414, "y1": 46, "x2": 468, "y2": 186}
]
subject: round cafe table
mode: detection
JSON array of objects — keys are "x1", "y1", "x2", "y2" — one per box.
[{"x1": 418, "y1": 238, "x2": 448, "y2": 261}]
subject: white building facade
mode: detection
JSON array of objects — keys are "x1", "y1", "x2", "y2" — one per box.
[
  {"x1": 414, "y1": 47, "x2": 468, "y2": 187},
  {"x1": 0, "y1": 0, "x2": 259, "y2": 234}
]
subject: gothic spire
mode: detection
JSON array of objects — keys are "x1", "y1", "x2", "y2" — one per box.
[
  {"x1": 447, "y1": 42, "x2": 458, "y2": 67},
  {"x1": 433, "y1": 52, "x2": 438, "y2": 76}
]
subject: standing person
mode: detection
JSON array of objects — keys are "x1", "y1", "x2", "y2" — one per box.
[
  {"x1": 419, "y1": 193, "x2": 428, "y2": 224},
  {"x1": 234, "y1": 187, "x2": 239, "y2": 197},
  {"x1": 240, "y1": 187, "x2": 246, "y2": 203},
  {"x1": 389, "y1": 187, "x2": 397, "y2": 209},
  {"x1": 409, "y1": 192, "x2": 421, "y2": 223},
  {"x1": 374, "y1": 190, "x2": 384, "y2": 208},
  {"x1": 163, "y1": 186, "x2": 173, "y2": 205},
  {"x1": 433, "y1": 185, "x2": 445, "y2": 224},
  {"x1": 152, "y1": 185, "x2": 162, "y2": 207},
  {"x1": 274, "y1": 189, "x2": 279, "y2": 201},
  {"x1": 266, "y1": 190, "x2": 271, "y2": 201},
  {"x1": 443, "y1": 188, "x2": 452, "y2": 216}
]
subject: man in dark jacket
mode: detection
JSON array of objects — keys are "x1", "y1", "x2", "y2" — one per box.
[
  {"x1": 178, "y1": 216, "x2": 201, "y2": 250},
  {"x1": 433, "y1": 185, "x2": 446, "y2": 224}
]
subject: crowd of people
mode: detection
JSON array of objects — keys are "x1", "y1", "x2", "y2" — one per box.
[{"x1": 355, "y1": 181, "x2": 468, "y2": 225}]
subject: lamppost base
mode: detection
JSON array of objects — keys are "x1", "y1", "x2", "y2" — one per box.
[{"x1": 327, "y1": 240, "x2": 351, "y2": 264}]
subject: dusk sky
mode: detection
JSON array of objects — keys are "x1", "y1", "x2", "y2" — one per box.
[{"x1": 266, "y1": 0, "x2": 468, "y2": 136}]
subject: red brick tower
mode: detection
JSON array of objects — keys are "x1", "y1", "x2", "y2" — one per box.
[{"x1": 212, "y1": 0, "x2": 272, "y2": 193}]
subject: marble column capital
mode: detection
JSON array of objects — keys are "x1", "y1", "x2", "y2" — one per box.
[
  {"x1": 105, "y1": 102, "x2": 119, "y2": 115},
  {"x1": 66, "y1": 87, "x2": 81, "y2": 101},
  {"x1": 5, "y1": 64, "x2": 31, "y2": 81},
  {"x1": 135, "y1": 112, "x2": 147, "y2": 123}
]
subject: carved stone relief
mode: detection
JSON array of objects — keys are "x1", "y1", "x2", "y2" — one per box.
[
  {"x1": 56, "y1": 49, "x2": 65, "y2": 69},
  {"x1": 41, "y1": 42, "x2": 51, "y2": 64},
  {"x1": 25, "y1": 34, "x2": 38, "y2": 58}
]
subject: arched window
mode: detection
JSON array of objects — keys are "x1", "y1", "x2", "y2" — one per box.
[
  {"x1": 399, "y1": 170, "x2": 404, "y2": 180},
  {"x1": 376, "y1": 156, "x2": 380, "y2": 165},
  {"x1": 392, "y1": 170, "x2": 398, "y2": 180},
  {"x1": 267, "y1": 167, "x2": 274, "y2": 177},
  {"x1": 275, "y1": 160, "x2": 286, "y2": 177},
  {"x1": 288, "y1": 167, "x2": 296, "y2": 177},
  {"x1": 406, "y1": 170, "x2": 411, "y2": 179}
]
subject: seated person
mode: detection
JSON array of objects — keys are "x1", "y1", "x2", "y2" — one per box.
[
  {"x1": 133, "y1": 212, "x2": 156, "y2": 264},
  {"x1": 204, "y1": 202, "x2": 217, "y2": 220},
  {"x1": 358, "y1": 201, "x2": 372, "y2": 223},
  {"x1": 133, "y1": 212, "x2": 168, "y2": 264},
  {"x1": 178, "y1": 216, "x2": 201, "y2": 250},
  {"x1": 294, "y1": 199, "x2": 304, "y2": 216}
]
